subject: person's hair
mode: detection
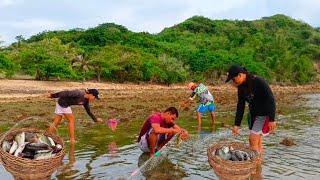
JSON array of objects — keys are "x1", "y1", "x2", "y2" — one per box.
[
  {"x1": 164, "y1": 107, "x2": 179, "y2": 118},
  {"x1": 240, "y1": 67, "x2": 255, "y2": 94}
]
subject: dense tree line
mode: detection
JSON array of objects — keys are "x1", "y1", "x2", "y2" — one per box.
[{"x1": 0, "y1": 14, "x2": 319, "y2": 84}]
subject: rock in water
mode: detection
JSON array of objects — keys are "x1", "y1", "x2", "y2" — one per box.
[{"x1": 280, "y1": 137, "x2": 296, "y2": 146}]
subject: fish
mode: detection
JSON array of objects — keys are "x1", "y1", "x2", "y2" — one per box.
[
  {"x1": 38, "y1": 134, "x2": 55, "y2": 147},
  {"x1": 221, "y1": 146, "x2": 229, "y2": 154},
  {"x1": 235, "y1": 150, "x2": 244, "y2": 161},
  {"x1": 36, "y1": 149, "x2": 52, "y2": 153},
  {"x1": 14, "y1": 142, "x2": 28, "y2": 157},
  {"x1": 52, "y1": 144, "x2": 63, "y2": 153},
  {"x1": 243, "y1": 152, "x2": 250, "y2": 161},
  {"x1": 20, "y1": 151, "x2": 35, "y2": 159},
  {"x1": 220, "y1": 152, "x2": 231, "y2": 160},
  {"x1": 2, "y1": 141, "x2": 12, "y2": 152},
  {"x1": 230, "y1": 152, "x2": 239, "y2": 161},
  {"x1": 48, "y1": 137, "x2": 55, "y2": 146},
  {"x1": 9, "y1": 141, "x2": 18, "y2": 154},
  {"x1": 25, "y1": 132, "x2": 39, "y2": 143},
  {"x1": 25, "y1": 142, "x2": 50, "y2": 151},
  {"x1": 15, "y1": 132, "x2": 25, "y2": 146},
  {"x1": 34, "y1": 151, "x2": 54, "y2": 160}
]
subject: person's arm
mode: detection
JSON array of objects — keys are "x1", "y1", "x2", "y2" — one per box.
[
  {"x1": 50, "y1": 90, "x2": 83, "y2": 98},
  {"x1": 83, "y1": 102, "x2": 97, "y2": 122},
  {"x1": 235, "y1": 89, "x2": 245, "y2": 126},
  {"x1": 151, "y1": 123, "x2": 179, "y2": 134},
  {"x1": 172, "y1": 124, "x2": 182, "y2": 132},
  {"x1": 189, "y1": 92, "x2": 196, "y2": 100}
]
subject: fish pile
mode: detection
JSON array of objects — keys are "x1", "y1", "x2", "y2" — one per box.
[
  {"x1": 1, "y1": 132, "x2": 62, "y2": 160},
  {"x1": 214, "y1": 146, "x2": 253, "y2": 161}
]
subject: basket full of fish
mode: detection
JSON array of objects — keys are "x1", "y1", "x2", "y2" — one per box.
[
  {"x1": 0, "y1": 128, "x2": 65, "y2": 177},
  {"x1": 207, "y1": 141, "x2": 259, "y2": 176}
]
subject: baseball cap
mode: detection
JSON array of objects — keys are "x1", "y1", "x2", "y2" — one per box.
[
  {"x1": 225, "y1": 65, "x2": 246, "y2": 83},
  {"x1": 87, "y1": 89, "x2": 100, "y2": 100}
]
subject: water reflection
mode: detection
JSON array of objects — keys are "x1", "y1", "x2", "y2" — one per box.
[
  {"x1": 55, "y1": 142, "x2": 79, "y2": 179},
  {"x1": 108, "y1": 141, "x2": 118, "y2": 157},
  {"x1": 0, "y1": 94, "x2": 319, "y2": 179}
]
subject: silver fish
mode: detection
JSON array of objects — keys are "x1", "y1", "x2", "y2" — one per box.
[
  {"x1": 235, "y1": 150, "x2": 244, "y2": 161},
  {"x1": 36, "y1": 149, "x2": 52, "y2": 153},
  {"x1": 231, "y1": 153, "x2": 239, "y2": 161},
  {"x1": 25, "y1": 132, "x2": 39, "y2": 143},
  {"x1": 9, "y1": 141, "x2": 18, "y2": 154},
  {"x1": 53, "y1": 144, "x2": 62, "y2": 153},
  {"x1": 38, "y1": 134, "x2": 55, "y2": 147},
  {"x1": 34, "y1": 151, "x2": 54, "y2": 160},
  {"x1": 220, "y1": 152, "x2": 231, "y2": 160},
  {"x1": 221, "y1": 146, "x2": 229, "y2": 154},
  {"x1": 25, "y1": 142, "x2": 50, "y2": 151},
  {"x1": 2, "y1": 141, "x2": 11, "y2": 152},
  {"x1": 47, "y1": 137, "x2": 55, "y2": 146},
  {"x1": 15, "y1": 132, "x2": 25, "y2": 147},
  {"x1": 14, "y1": 142, "x2": 28, "y2": 157}
]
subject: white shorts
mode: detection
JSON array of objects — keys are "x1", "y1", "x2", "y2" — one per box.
[{"x1": 55, "y1": 103, "x2": 72, "y2": 115}]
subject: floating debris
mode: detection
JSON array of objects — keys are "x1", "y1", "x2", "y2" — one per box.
[{"x1": 280, "y1": 137, "x2": 296, "y2": 146}]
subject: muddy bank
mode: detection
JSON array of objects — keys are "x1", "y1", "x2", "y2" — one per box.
[{"x1": 0, "y1": 79, "x2": 318, "y2": 123}]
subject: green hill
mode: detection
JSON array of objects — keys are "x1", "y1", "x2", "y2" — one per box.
[{"x1": 1, "y1": 14, "x2": 319, "y2": 84}]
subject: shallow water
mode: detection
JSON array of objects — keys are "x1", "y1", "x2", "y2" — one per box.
[{"x1": 0, "y1": 94, "x2": 319, "y2": 180}]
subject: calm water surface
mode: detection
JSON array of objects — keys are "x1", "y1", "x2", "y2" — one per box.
[{"x1": 0, "y1": 94, "x2": 319, "y2": 180}]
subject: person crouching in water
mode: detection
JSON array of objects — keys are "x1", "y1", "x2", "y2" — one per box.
[
  {"x1": 225, "y1": 65, "x2": 276, "y2": 155},
  {"x1": 47, "y1": 89, "x2": 103, "y2": 143},
  {"x1": 137, "y1": 107, "x2": 188, "y2": 157},
  {"x1": 187, "y1": 82, "x2": 216, "y2": 131}
]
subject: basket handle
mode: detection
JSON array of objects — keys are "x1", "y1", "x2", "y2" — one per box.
[{"x1": 0, "y1": 116, "x2": 38, "y2": 143}]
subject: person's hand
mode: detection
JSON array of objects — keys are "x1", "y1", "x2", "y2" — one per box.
[
  {"x1": 171, "y1": 128, "x2": 181, "y2": 134},
  {"x1": 232, "y1": 126, "x2": 240, "y2": 136},
  {"x1": 96, "y1": 118, "x2": 103, "y2": 123},
  {"x1": 269, "y1": 121, "x2": 276, "y2": 133},
  {"x1": 180, "y1": 129, "x2": 189, "y2": 140}
]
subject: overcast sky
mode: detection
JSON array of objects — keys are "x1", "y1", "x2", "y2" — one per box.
[{"x1": 1, "y1": 0, "x2": 319, "y2": 45}]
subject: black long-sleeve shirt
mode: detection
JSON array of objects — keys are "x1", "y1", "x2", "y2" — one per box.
[
  {"x1": 235, "y1": 75, "x2": 276, "y2": 126},
  {"x1": 50, "y1": 90, "x2": 97, "y2": 122}
]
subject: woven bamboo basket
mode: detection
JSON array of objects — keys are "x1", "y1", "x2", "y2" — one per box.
[
  {"x1": 207, "y1": 141, "x2": 259, "y2": 179},
  {"x1": 0, "y1": 128, "x2": 65, "y2": 179}
]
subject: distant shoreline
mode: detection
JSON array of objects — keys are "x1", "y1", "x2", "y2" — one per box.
[{"x1": 0, "y1": 79, "x2": 319, "y2": 99}]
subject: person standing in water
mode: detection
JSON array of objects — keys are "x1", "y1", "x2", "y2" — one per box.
[
  {"x1": 225, "y1": 65, "x2": 276, "y2": 155},
  {"x1": 187, "y1": 82, "x2": 216, "y2": 131},
  {"x1": 47, "y1": 89, "x2": 103, "y2": 143}
]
